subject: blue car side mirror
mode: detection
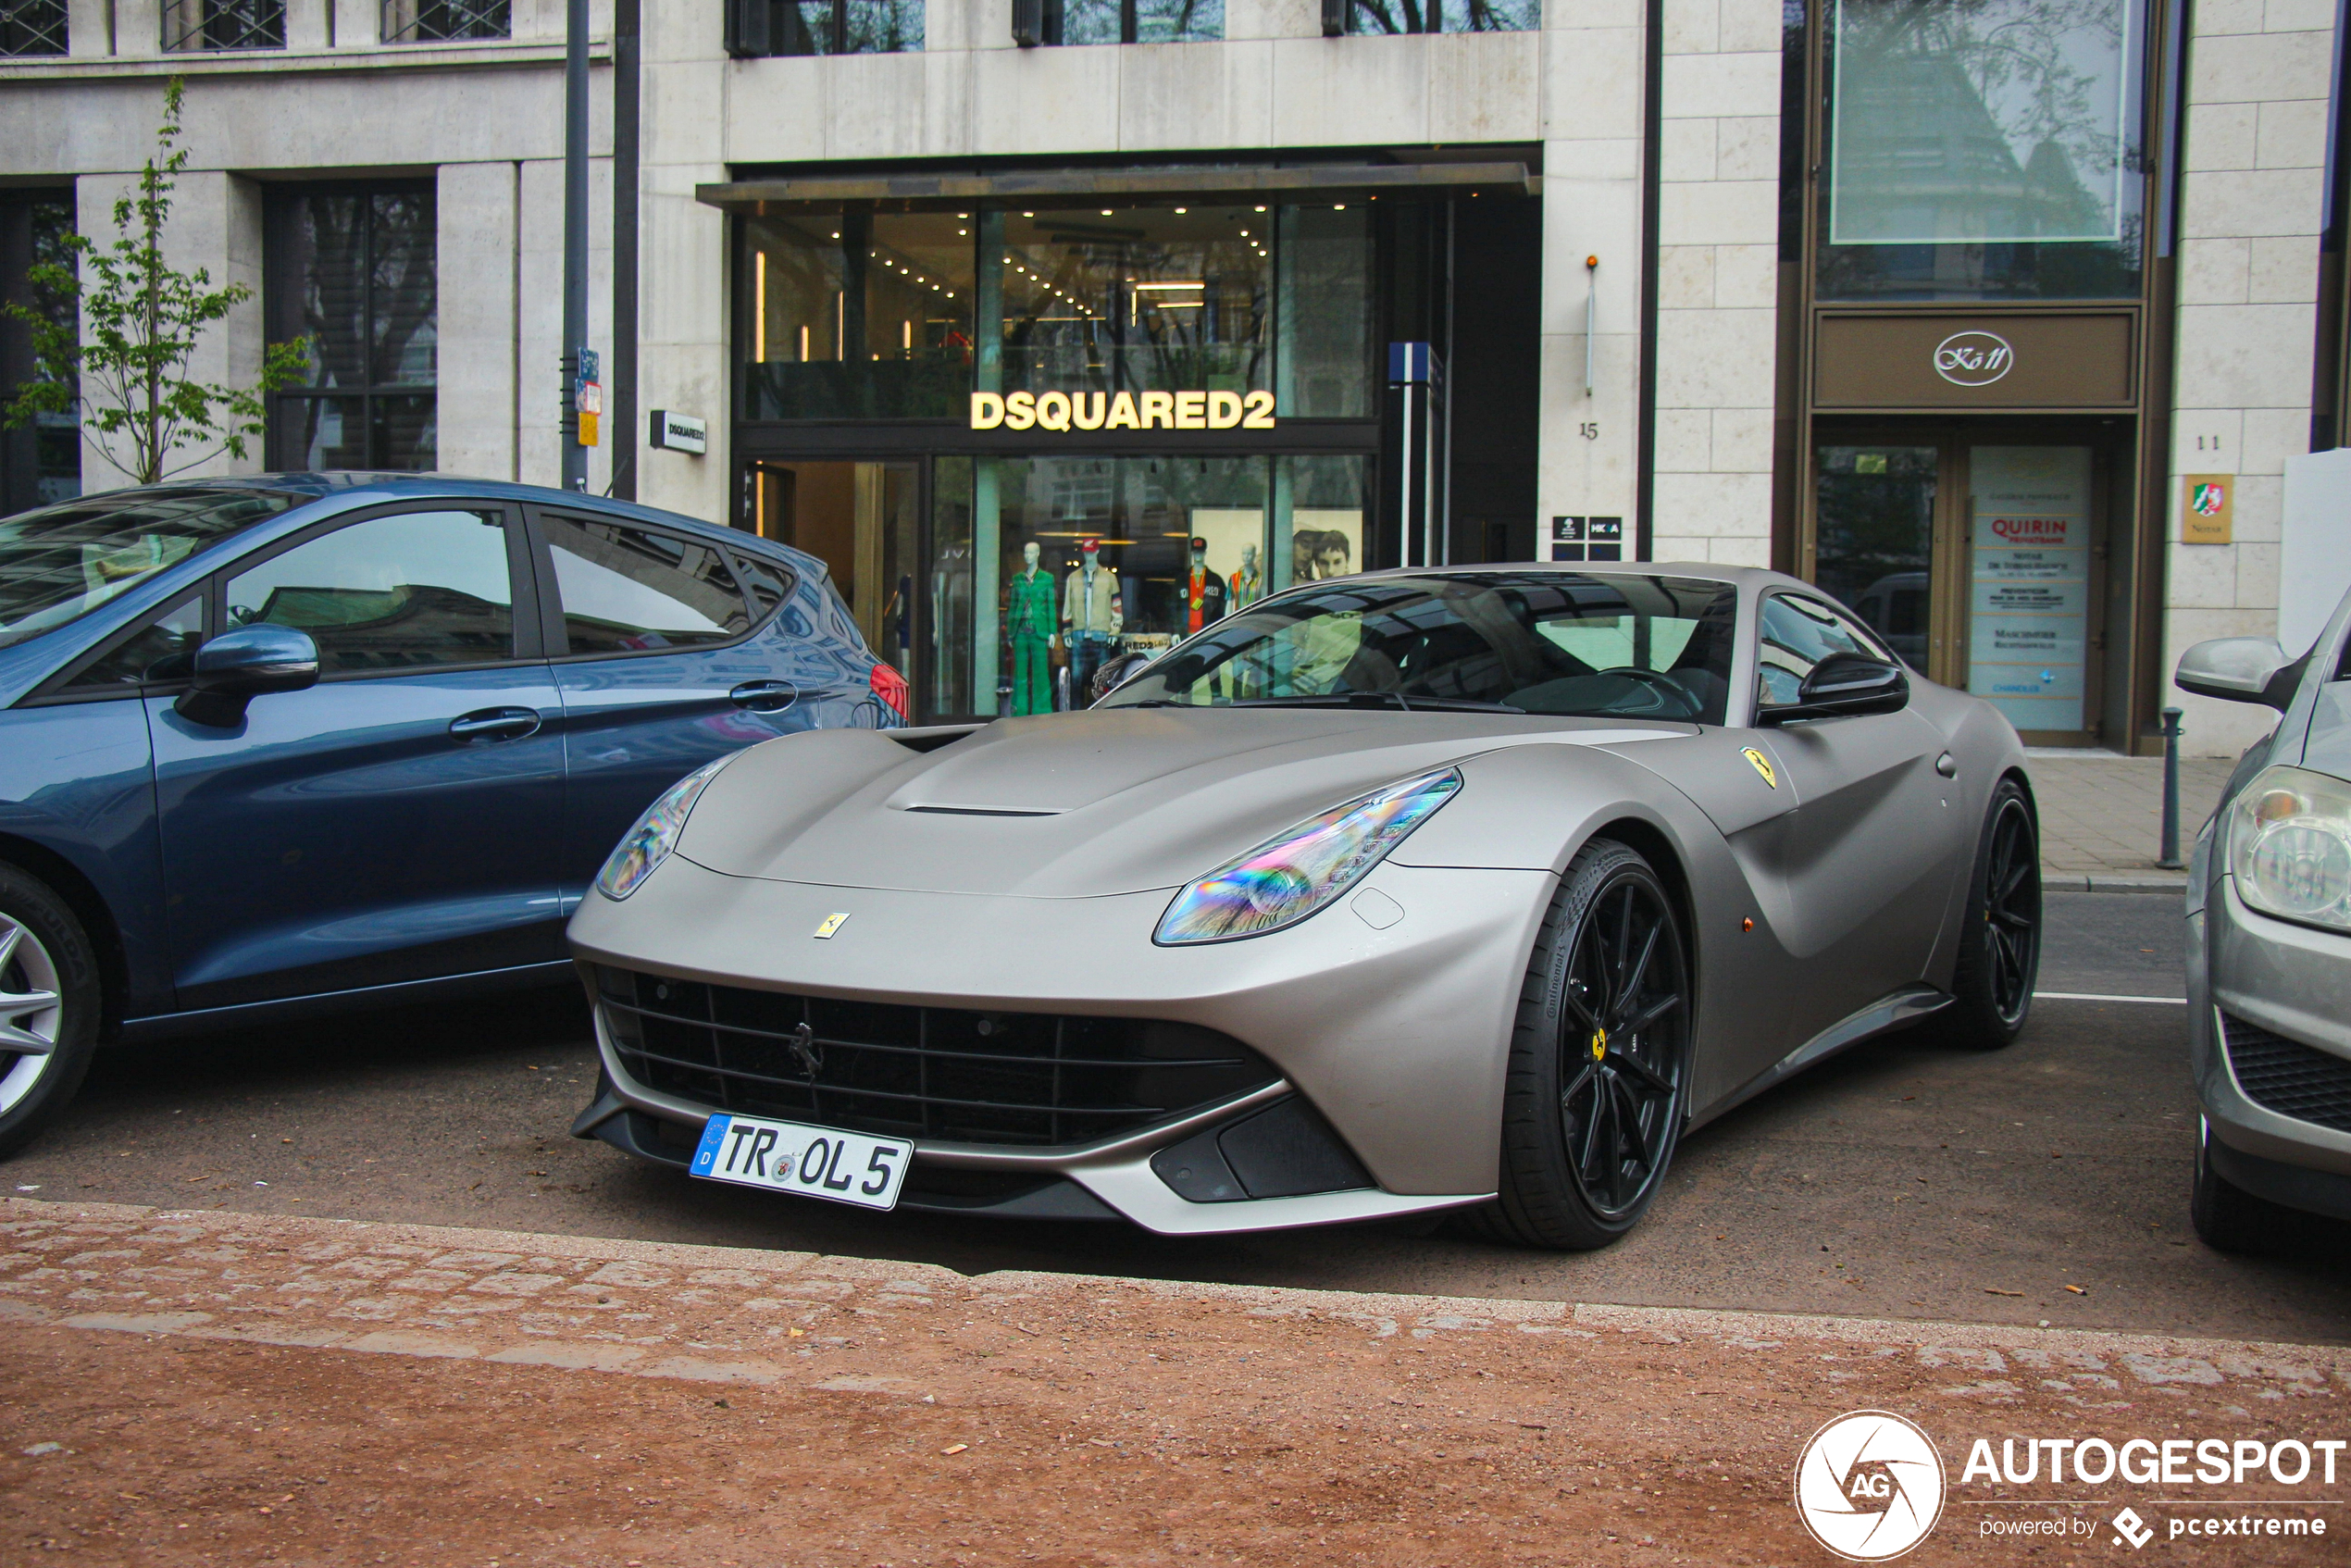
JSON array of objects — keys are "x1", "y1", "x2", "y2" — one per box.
[{"x1": 174, "y1": 625, "x2": 321, "y2": 728}]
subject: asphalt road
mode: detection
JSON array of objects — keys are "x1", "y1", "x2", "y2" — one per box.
[{"x1": 11, "y1": 892, "x2": 2349, "y2": 1343}]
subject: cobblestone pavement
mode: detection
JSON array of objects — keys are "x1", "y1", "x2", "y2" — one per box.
[
  {"x1": 2029, "y1": 753, "x2": 2233, "y2": 885},
  {"x1": 2, "y1": 1201, "x2": 2345, "y2": 1565}
]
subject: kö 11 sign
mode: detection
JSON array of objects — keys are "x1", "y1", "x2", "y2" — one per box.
[{"x1": 970, "y1": 390, "x2": 1277, "y2": 432}]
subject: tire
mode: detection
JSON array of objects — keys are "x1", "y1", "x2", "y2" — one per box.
[
  {"x1": 1468, "y1": 838, "x2": 1694, "y2": 1250},
  {"x1": 2190, "y1": 1119, "x2": 2307, "y2": 1255},
  {"x1": 1929, "y1": 777, "x2": 2041, "y2": 1051},
  {"x1": 0, "y1": 865, "x2": 103, "y2": 1161}
]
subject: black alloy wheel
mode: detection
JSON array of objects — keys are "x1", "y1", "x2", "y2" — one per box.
[
  {"x1": 1932, "y1": 777, "x2": 2041, "y2": 1051},
  {"x1": 1474, "y1": 839, "x2": 1693, "y2": 1250}
]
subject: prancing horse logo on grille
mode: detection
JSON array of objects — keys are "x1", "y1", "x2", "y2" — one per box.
[{"x1": 788, "y1": 1021, "x2": 824, "y2": 1078}]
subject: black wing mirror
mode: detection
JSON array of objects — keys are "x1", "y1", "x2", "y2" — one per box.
[
  {"x1": 1757, "y1": 651, "x2": 1908, "y2": 727},
  {"x1": 174, "y1": 625, "x2": 320, "y2": 728}
]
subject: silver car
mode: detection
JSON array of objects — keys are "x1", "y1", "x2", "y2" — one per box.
[
  {"x1": 566, "y1": 566, "x2": 2040, "y2": 1248},
  {"x1": 2176, "y1": 585, "x2": 2351, "y2": 1250}
]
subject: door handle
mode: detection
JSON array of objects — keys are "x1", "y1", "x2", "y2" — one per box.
[
  {"x1": 1935, "y1": 752, "x2": 1958, "y2": 778},
  {"x1": 730, "y1": 679, "x2": 798, "y2": 713},
  {"x1": 449, "y1": 706, "x2": 542, "y2": 743}
]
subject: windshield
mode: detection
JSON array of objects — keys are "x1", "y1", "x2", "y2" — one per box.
[
  {"x1": 0, "y1": 487, "x2": 299, "y2": 652},
  {"x1": 1097, "y1": 572, "x2": 1740, "y2": 724}
]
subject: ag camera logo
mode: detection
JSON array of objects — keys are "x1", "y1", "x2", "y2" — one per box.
[{"x1": 1795, "y1": 1411, "x2": 1947, "y2": 1561}]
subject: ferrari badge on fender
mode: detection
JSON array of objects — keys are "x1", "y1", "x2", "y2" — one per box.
[
  {"x1": 814, "y1": 913, "x2": 850, "y2": 939},
  {"x1": 1743, "y1": 747, "x2": 1778, "y2": 789}
]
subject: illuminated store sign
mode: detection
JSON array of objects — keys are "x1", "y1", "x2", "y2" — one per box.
[{"x1": 970, "y1": 390, "x2": 1277, "y2": 432}]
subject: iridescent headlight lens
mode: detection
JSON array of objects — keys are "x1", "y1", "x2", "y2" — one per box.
[
  {"x1": 2228, "y1": 765, "x2": 2351, "y2": 933},
  {"x1": 1153, "y1": 767, "x2": 1462, "y2": 945},
  {"x1": 594, "y1": 756, "x2": 731, "y2": 902}
]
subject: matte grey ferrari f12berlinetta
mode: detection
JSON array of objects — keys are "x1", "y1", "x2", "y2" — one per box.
[{"x1": 567, "y1": 566, "x2": 2041, "y2": 1249}]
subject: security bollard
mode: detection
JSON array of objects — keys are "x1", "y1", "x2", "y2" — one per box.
[{"x1": 2158, "y1": 706, "x2": 2184, "y2": 869}]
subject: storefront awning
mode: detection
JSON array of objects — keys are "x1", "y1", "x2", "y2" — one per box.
[{"x1": 695, "y1": 161, "x2": 1535, "y2": 215}]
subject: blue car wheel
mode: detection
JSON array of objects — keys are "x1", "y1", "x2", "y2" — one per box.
[{"x1": 0, "y1": 865, "x2": 102, "y2": 1159}]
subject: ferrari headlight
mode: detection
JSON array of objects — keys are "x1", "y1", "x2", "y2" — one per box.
[
  {"x1": 594, "y1": 756, "x2": 731, "y2": 902},
  {"x1": 2228, "y1": 765, "x2": 2351, "y2": 933},
  {"x1": 1153, "y1": 767, "x2": 1462, "y2": 945}
]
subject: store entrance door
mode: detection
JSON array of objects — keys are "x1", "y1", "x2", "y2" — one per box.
[
  {"x1": 1810, "y1": 424, "x2": 2116, "y2": 746},
  {"x1": 749, "y1": 459, "x2": 921, "y2": 693}
]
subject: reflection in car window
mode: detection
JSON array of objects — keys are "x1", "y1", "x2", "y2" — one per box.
[
  {"x1": 0, "y1": 486, "x2": 296, "y2": 652},
  {"x1": 727, "y1": 552, "x2": 796, "y2": 623},
  {"x1": 68, "y1": 597, "x2": 205, "y2": 691},
  {"x1": 1757, "y1": 595, "x2": 1887, "y2": 708},
  {"x1": 1095, "y1": 573, "x2": 1740, "y2": 724},
  {"x1": 226, "y1": 510, "x2": 516, "y2": 672},
  {"x1": 543, "y1": 516, "x2": 749, "y2": 655}
]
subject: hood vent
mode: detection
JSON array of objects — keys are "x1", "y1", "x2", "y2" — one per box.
[
  {"x1": 902, "y1": 804, "x2": 1063, "y2": 817},
  {"x1": 888, "y1": 724, "x2": 985, "y2": 754}
]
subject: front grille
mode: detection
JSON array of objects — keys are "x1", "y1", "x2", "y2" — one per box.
[
  {"x1": 2223, "y1": 1014, "x2": 2351, "y2": 1134},
  {"x1": 596, "y1": 967, "x2": 1279, "y2": 1148}
]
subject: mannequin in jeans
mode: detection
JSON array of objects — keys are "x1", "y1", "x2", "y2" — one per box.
[{"x1": 1061, "y1": 538, "x2": 1122, "y2": 705}]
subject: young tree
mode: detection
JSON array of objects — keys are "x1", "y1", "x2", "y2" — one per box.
[{"x1": 3, "y1": 78, "x2": 308, "y2": 486}]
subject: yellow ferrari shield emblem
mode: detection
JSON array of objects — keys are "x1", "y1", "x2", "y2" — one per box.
[
  {"x1": 1742, "y1": 747, "x2": 1777, "y2": 789},
  {"x1": 814, "y1": 912, "x2": 850, "y2": 939},
  {"x1": 1590, "y1": 1027, "x2": 1608, "y2": 1062}
]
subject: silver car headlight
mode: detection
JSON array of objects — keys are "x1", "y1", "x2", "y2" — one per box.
[
  {"x1": 1153, "y1": 766, "x2": 1462, "y2": 945},
  {"x1": 594, "y1": 756, "x2": 732, "y2": 902},
  {"x1": 2228, "y1": 765, "x2": 2351, "y2": 933}
]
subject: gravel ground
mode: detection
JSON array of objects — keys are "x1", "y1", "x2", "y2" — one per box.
[{"x1": 3, "y1": 1201, "x2": 2345, "y2": 1566}]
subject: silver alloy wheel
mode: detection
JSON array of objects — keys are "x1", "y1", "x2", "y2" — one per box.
[{"x1": 0, "y1": 914, "x2": 63, "y2": 1116}]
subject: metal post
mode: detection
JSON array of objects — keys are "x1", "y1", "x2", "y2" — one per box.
[
  {"x1": 2158, "y1": 706, "x2": 2184, "y2": 869},
  {"x1": 559, "y1": 0, "x2": 591, "y2": 492}
]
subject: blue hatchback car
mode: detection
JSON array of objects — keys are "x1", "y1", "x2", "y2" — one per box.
[{"x1": 0, "y1": 474, "x2": 903, "y2": 1155}]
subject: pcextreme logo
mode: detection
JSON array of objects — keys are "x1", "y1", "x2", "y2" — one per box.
[{"x1": 1794, "y1": 1411, "x2": 1947, "y2": 1562}]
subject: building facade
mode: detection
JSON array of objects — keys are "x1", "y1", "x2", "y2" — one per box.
[{"x1": 0, "y1": 0, "x2": 2342, "y2": 751}]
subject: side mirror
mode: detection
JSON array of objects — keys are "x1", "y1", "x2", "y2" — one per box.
[
  {"x1": 1757, "y1": 651, "x2": 1909, "y2": 727},
  {"x1": 174, "y1": 625, "x2": 319, "y2": 727},
  {"x1": 2175, "y1": 636, "x2": 2301, "y2": 711},
  {"x1": 1088, "y1": 649, "x2": 1158, "y2": 706}
]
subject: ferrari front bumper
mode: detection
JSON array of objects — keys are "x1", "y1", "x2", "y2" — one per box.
[{"x1": 566, "y1": 852, "x2": 1556, "y2": 1233}]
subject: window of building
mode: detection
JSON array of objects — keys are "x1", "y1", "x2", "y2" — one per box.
[
  {"x1": 740, "y1": 202, "x2": 1376, "y2": 422},
  {"x1": 1037, "y1": 0, "x2": 1223, "y2": 44},
  {"x1": 0, "y1": 0, "x2": 68, "y2": 56},
  {"x1": 1818, "y1": 0, "x2": 2146, "y2": 301},
  {"x1": 226, "y1": 510, "x2": 516, "y2": 673},
  {"x1": 727, "y1": 0, "x2": 922, "y2": 55},
  {"x1": 381, "y1": 0, "x2": 508, "y2": 43},
  {"x1": 1340, "y1": 0, "x2": 1537, "y2": 31},
  {"x1": 161, "y1": 0, "x2": 286, "y2": 51},
  {"x1": 746, "y1": 211, "x2": 975, "y2": 419},
  {"x1": 0, "y1": 192, "x2": 80, "y2": 515},
  {"x1": 266, "y1": 184, "x2": 438, "y2": 471}
]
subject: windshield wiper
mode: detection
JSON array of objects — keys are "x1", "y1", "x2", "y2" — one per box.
[{"x1": 1222, "y1": 692, "x2": 1524, "y2": 715}]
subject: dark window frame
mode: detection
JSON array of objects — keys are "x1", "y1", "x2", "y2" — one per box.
[
  {"x1": 0, "y1": 188, "x2": 79, "y2": 516},
  {"x1": 380, "y1": 0, "x2": 509, "y2": 43},
  {"x1": 160, "y1": 0, "x2": 286, "y2": 51},
  {"x1": 0, "y1": 0, "x2": 68, "y2": 56},
  {"x1": 264, "y1": 179, "x2": 440, "y2": 473},
  {"x1": 726, "y1": 0, "x2": 922, "y2": 56}
]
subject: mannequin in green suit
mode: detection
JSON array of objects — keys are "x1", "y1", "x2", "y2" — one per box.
[{"x1": 1006, "y1": 541, "x2": 1058, "y2": 716}]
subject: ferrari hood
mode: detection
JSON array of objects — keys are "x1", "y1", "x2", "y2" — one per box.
[{"x1": 673, "y1": 708, "x2": 1688, "y2": 899}]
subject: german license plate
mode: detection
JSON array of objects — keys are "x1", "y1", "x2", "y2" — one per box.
[{"x1": 689, "y1": 1114, "x2": 912, "y2": 1212}]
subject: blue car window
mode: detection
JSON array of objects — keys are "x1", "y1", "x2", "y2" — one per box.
[
  {"x1": 225, "y1": 509, "x2": 516, "y2": 673},
  {"x1": 64, "y1": 597, "x2": 205, "y2": 691},
  {"x1": 542, "y1": 516, "x2": 749, "y2": 655},
  {"x1": 0, "y1": 486, "x2": 296, "y2": 652},
  {"x1": 728, "y1": 551, "x2": 797, "y2": 623}
]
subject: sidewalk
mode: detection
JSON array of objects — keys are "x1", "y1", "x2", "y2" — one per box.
[
  {"x1": 2029, "y1": 751, "x2": 2233, "y2": 890},
  {"x1": 3, "y1": 1201, "x2": 2343, "y2": 1566}
]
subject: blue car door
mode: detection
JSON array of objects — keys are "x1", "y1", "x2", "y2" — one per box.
[
  {"x1": 531, "y1": 508, "x2": 844, "y2": 898},
  {"x1": 148, "y1": 504, "x2": 567, "y2": 1013}
]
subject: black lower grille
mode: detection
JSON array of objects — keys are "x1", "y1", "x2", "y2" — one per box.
[
  {"x1": 595, "y1": 967, "x2": 1279, "y2": 1148},
  {"x1": 2223, "y1": 1014, "x2": 2351, "y2": 1134}
]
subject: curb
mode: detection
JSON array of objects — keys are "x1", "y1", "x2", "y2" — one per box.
[{"x1": 2042, "y1": 872, "x2": 2188, "y2": 895}]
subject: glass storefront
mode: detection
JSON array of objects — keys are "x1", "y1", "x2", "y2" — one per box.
[{"x1": 734, "y1": 195, "x2": 1399, "y2": 723}]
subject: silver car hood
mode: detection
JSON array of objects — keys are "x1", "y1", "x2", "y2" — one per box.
[{"x1": 673, "y1": 709, "x2": 1689, "y2": 899}]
